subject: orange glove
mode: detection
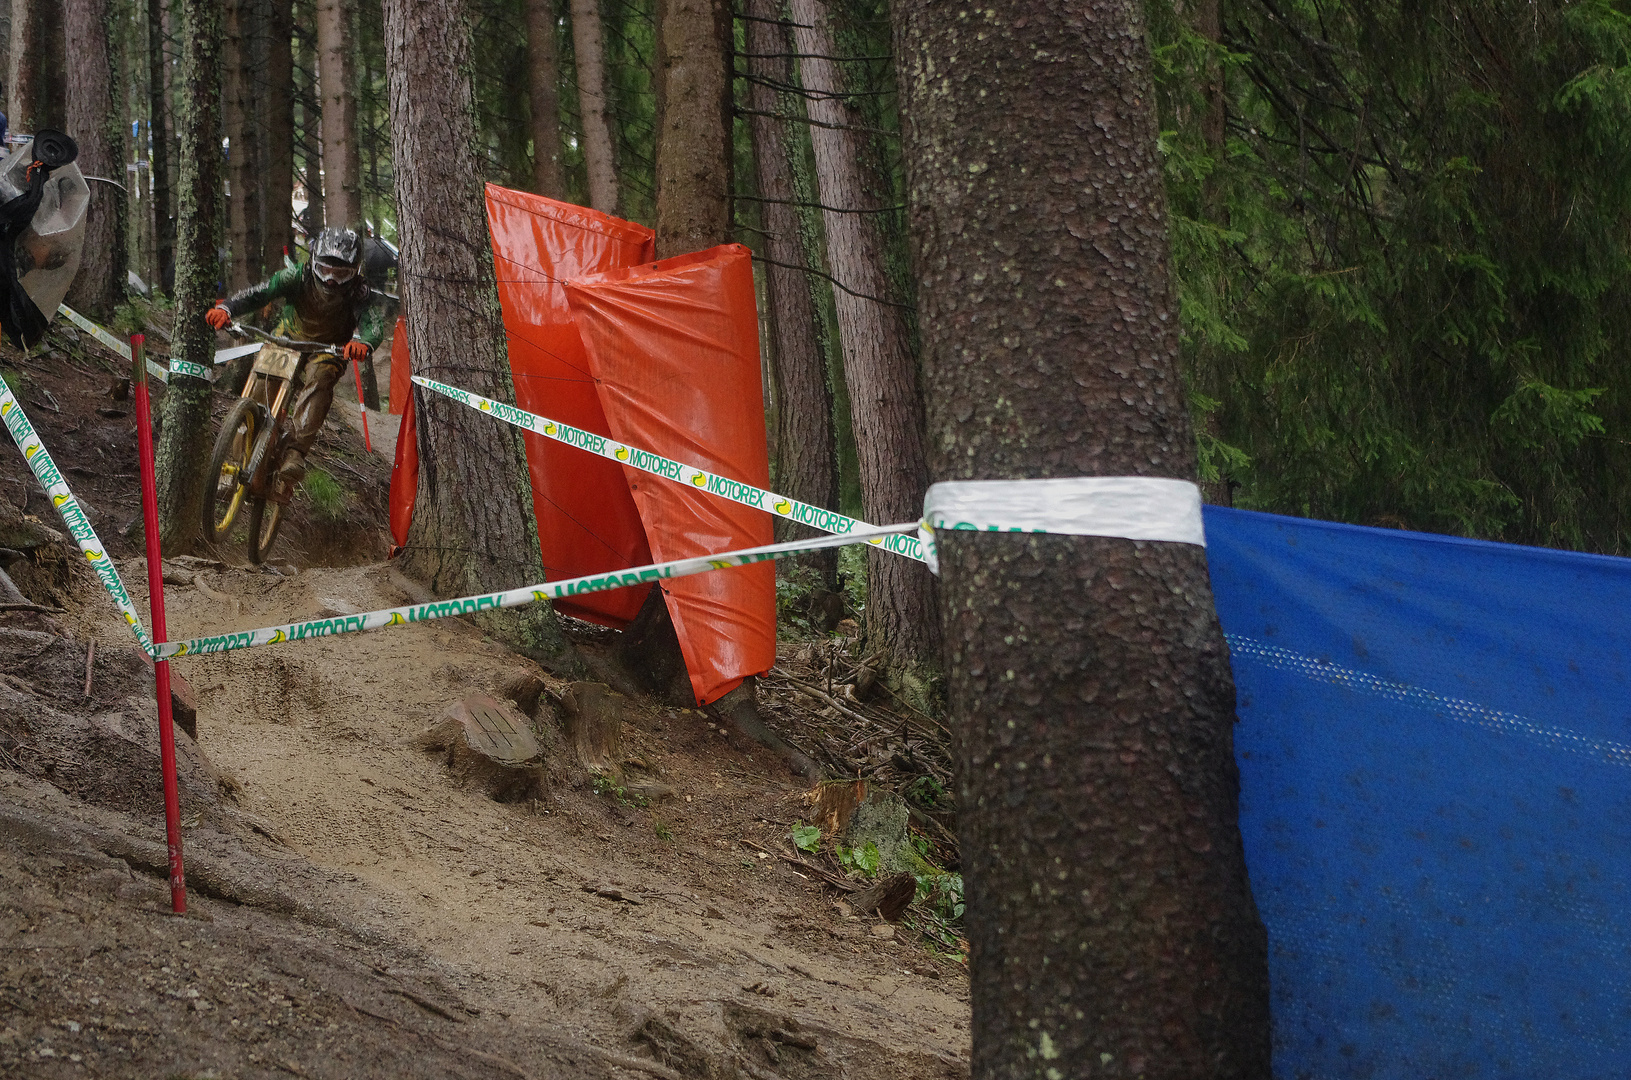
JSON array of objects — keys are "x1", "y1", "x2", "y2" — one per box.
[
  {"x1": 204, "y1": 305, "x2": 232, "y2": 330},
  {"x1": 343, "y1": 340, "x2": 371, "y2": 364}
]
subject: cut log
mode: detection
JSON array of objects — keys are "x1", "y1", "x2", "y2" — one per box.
[
  {"x1": 848, "y1": 872, "x2": 916, "y2": 922},
  {"x1": 559, "y1": 681, "x2": 625, "y2": 780},
  {"x1": 496, "y1": 667, "x2": 546, "y2": 718},
  {"x1": 414, "y1": 694, "x2": 547, "y2": 803}
]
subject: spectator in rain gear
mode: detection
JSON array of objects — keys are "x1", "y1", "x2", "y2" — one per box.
[{"x1": 205, "y1": 226, "x2": 385, "y2": 483}]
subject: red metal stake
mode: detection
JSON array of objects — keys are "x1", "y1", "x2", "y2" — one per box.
[
  {"x1": 131, "y1": 334, "x2": 187, "y2": 915},
  {"x1": 351, "y1": 356, "x2": 372, "y2": 451}
]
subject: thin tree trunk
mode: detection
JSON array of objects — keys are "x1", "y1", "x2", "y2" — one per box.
[
  {"x1": 147, "y1": 0, "x2": 176, "y2": 291},
  {"x1": 8, "y1": 0, "x2": 65, "y2": 133},
  {"x1": 569, "y1": 0, "x2": 619, "y2": 214},
  {"x1": 64, "y1": 0, "x2": 128, "y2": 318},
  {"x1": 223, "y1": 0, "x2": 261, "y2": 291},
  {"x1": 746, "y1": 0, "x2": 836, "y2": 588},
  {"x1": 263, "y1": 0, "x2": 296, "y2": 266},
  {"x1": 317, "y1": 0, "x2": 362, "y2": 225},
  {"x1": 296, "y1": 3, "x2": 324, "y2": 233},
  {"x1": 651, "y1": 0, "x2": 731, "y2": 256},
  {"x1": 383, "y1": 0, "x2": 575, "y2": 670},
  {"x1": 154, "y1": 0, "x2": 222, "y2": 555},
  {"x1": 526, "y1": 0, "x2": 565, "y2": 198},
  {"x1": 787, "y1": 0, "x2": 936, "y2": 667},
  {"x1": 892, "y1": 0, "x2": 1274, "y2": 1074}
]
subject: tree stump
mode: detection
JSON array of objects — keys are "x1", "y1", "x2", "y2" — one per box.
[
  {"x1": 559, "y1": 681, "x2": 624, "y2": 780},
  {"x1": 495, "y1": 667, "x2": 546, "y2": 718},
  {"x1": 414, "y1": 695, "x2": 546, "y2": 803}
]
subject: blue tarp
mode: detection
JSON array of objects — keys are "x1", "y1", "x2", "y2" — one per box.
[{"x1": 1206, "y1": 507, "x2": 1631, "y2": 1078}]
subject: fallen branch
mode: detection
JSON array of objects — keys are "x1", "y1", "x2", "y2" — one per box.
[
  {"x1": 738, "y1": 838, "x2": 859, "y2": 892},
  {"x1": 0, "y1": 601, "x2": 66, "y2": 615},
  {"x1": 83, "y1": 639, "x2": 95, "y2": 697}
]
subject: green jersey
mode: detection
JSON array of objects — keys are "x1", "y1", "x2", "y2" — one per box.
[{"x1": 222, "y1": 262, "x2": 386, "y2": 349}]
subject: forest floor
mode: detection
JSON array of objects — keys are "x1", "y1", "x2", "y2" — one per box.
[{"x1": 0, "y1": 319, "x2": 971, "y2": 1078}]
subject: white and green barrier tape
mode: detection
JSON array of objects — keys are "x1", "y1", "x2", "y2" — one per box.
[
  {"x1": 58, "y1": 303, "x2": 261, "y2": 384},
  {"x1": 413, "y1": 375, "x2": 929, "y2": 564},
  {"x1": 153, "y1": 523, "x2": 916, "y2": 659},
  {"x1": 0, "y1": 381, "x2": 155, "y2": 656}
]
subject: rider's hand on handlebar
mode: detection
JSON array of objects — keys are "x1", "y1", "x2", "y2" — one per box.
[
  {"x1": 205, "y1": 305, "x2": 232, "y2": 330},
  {"x1": 343, "y1": 340, "x2": 372, "y2": 364}
]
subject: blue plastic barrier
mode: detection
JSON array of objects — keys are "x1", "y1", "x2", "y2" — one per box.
[{"x1": 1207, "y1": 507, "x2": 1631, "y2": 1079}]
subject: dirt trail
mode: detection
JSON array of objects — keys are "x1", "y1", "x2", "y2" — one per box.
[{"x1": 71, "y1": 557, "x2": 970, "y2": 1076}]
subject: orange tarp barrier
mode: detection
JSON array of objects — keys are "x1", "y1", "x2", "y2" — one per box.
[
  {"x1": 564, "y1": 244, "x2": 775, "y2": 705},
  {"x1": 388, "y1": 188, "x2": 657, "y2": 626}
]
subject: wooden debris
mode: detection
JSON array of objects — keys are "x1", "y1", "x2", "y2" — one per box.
[
  {"x1": 560, "y1": 681, "x2": 624, "y2": 781},
  {"x1": 848, "y1": 872, "x2": 916, "y2": 922},
  {"x1": 413, "y1": 695, "x2": 547, "y2": 803}
]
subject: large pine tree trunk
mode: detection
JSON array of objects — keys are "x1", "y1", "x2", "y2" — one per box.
[
  {"x1": 295, "y1": 4, "x2": 325, "y2": 234},
  {"x1": 745, "y1": 0, "x2": 837, "y2": 588},
  {"x1": 652, "y1": 0, "x2": 731, "y2": 255},
  {"x1": 892, "y1": 0, "x2": 1273, "y2": 1075},
  {"x1": 317, "y1": 0, "x2": 362, "y2": 225},
  {"x1": 223, "y1": 0, "x2": 262, "y2": 291},
  {"x1": 147, "y1": 0, "x2": 176, "y2": 292},
  {"x1": 787, "y1": 0, "x2": 936, "y2": 667},
  {"x1": 262, "y1": 0, "x2": 296, "y2": 267},
  {"x1": 64, "y1": 0, "x2": 128, "y2": 318},
  {"x1": 383, "y1": 0, "x2": 575, "y2": 670},
  {"x1": 8, "y1": 0, "x2": 65, "y2": 133},
  {"x1": 153, "y1": 0, "x2": 222, "y2": 555},
  {"x1": 569, "y1": 0, "x2": 619, "y2": 214},
  {"x1": 525, "y1": 0, "x2": 564, "y2": 198}
]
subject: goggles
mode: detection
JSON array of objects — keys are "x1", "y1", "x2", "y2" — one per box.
[{"x1": 314, "y1": 259, "x2": 358, "y2": 285}]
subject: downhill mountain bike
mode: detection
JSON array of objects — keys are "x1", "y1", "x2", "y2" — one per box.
[{"x1": 200, "y1": 326, "x2": 335, "y2": 564}]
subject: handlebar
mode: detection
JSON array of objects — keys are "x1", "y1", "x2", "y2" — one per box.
[{"x1": 227, "y1": 322, "x2": 334, "y2": 352}]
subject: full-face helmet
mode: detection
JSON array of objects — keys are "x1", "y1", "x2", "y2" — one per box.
[{"x1": 311, "y1": 226, "x2": 363, "y2": 288}]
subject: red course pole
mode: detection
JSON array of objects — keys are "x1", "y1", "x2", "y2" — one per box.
[
  {"x1": 131, "y1": 334, "x2": 187, "y2": 915},
  {"x1": 351, "y1": 356, "x2": 372, "y2": 451}
]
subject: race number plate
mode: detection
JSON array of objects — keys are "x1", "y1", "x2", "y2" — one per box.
[{"x1": 251, "y1": 345, "x2": 302, "y2": 380}]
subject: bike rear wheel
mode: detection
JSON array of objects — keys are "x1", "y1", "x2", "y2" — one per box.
[
  {"x1": 201, "y1": 398, "x2": 264, "y2": 547},
  {"x1": 247, "y1": 497, "x2": 285, "y2": 565}
]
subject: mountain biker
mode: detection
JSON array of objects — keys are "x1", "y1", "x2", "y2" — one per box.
[{"x1": 204, "y1": 226, "x2": 385, "y2": 483}]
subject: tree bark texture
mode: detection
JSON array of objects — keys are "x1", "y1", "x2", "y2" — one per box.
[
  {"x1": 223, "y1": 0, "x2": 262, "y2": 291},
  {"x1": 526, "y1": 0, "x2": 565, "y2": 198},
  {"x1": 746, "y1": 0, "x2": 837, "y2": 587},
  {"x1": 8, "y1": 0, "x2": 65, "y2": 133},
  {"x1": 147, "y1": 0, "x2": 175, "y2": 291},
  {"x1": 64, "y1": 0, "x2": 128, "y2": 318},
  {"x1": 788, "y1": 0, "x2": 937, "y2": 666},
  {"x1": 262, "y1": 0, "x2": 296, "y2": 268},
  {"x1": 316, "y1": 0, "x2": 362, "y2": 226},
  {"x1": 154, "y1": 0, "x2": 222, "y2": 555},
  {"x1": 891, "y1": 1, "x2": 1273, "y2": 1077},
  {"x1": 382, "y1": 0, "x2": 573, "y2": 667},
  {"x1": 569, "y1": 0, "x2": 619, "y2": 215},
  {"x1": 652, "y1": 0, "x2": 731, "y2": 257}
]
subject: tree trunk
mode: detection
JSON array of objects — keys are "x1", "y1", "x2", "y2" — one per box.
[
  {"x1": 383, "y1": 0, "x2": 574, "y2": 671},
  {"x1": 525, "y1": 0, "x2": 564, "y2": 198},
  {"x1": 8, "y1": 0, "x2": 65, "y2": 134},
  {"x1": 262, "y1": 0, "x2": 296, "y2": 267},
  {"x1": 569, "y1": 0, "x2": 618, "y2": 214},
  {"x1": 296, "y1": 3, "x2": 324, "y2": 234},
  {"x1": 64, "y1": 0, "x2": 128, "y2": 318},
  {"x1": 147, "y1": 0, "x2": 176, "y2": 292},
  {"x1": 317, "y1": 0, "x2": 362, "y2": 226},
  {"x1": 745, "y1": 0, "x2": 837, "y2": 589},
  {"x1": 891, "y1": 0, "x2": 1274, "y2": 1075},
  {"x1": 788, "y1": 0, "x2": 936, "y2": 667},
  {"x1": 651, "y1": 0, "x2": 731, "y2": 256},
  {"x1": 153, "y1": 0, "x2": 222, "y2": 556},
  {"x1": 222, "y1": 0, "x2": 261, "y2": 291}
]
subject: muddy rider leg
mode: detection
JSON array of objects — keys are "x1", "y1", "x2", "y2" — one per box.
[{"x1": 279, "y1": 357, "x2": 344, "y2": 482}]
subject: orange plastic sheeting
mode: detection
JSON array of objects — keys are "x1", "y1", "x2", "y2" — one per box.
[
  {"x1": 485, "y1": 185, "x2": 657, "y2": 626},
  {"x1": 387, "y1": 315, "x2": 409, "y2": 415},
  {"x1": 563, "y1": 244, "x2": 774, "y2": 705}
]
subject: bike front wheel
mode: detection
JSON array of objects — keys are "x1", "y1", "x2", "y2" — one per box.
[
  {"x1": 201, "y1": 398, "x2": 264, "y2": 547},
  {"x1": 246, "y1": 498, "x2": 285, "y2": 565}
]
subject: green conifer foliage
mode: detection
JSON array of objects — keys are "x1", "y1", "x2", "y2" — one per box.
[{"x1": 1152, "y1": 0, "x2": 1631, "y2": 552}]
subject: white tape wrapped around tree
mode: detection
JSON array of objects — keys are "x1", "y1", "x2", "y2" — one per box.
[{"x1": 918, "y1": 477, "x2": 1207, "y2": 573}]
